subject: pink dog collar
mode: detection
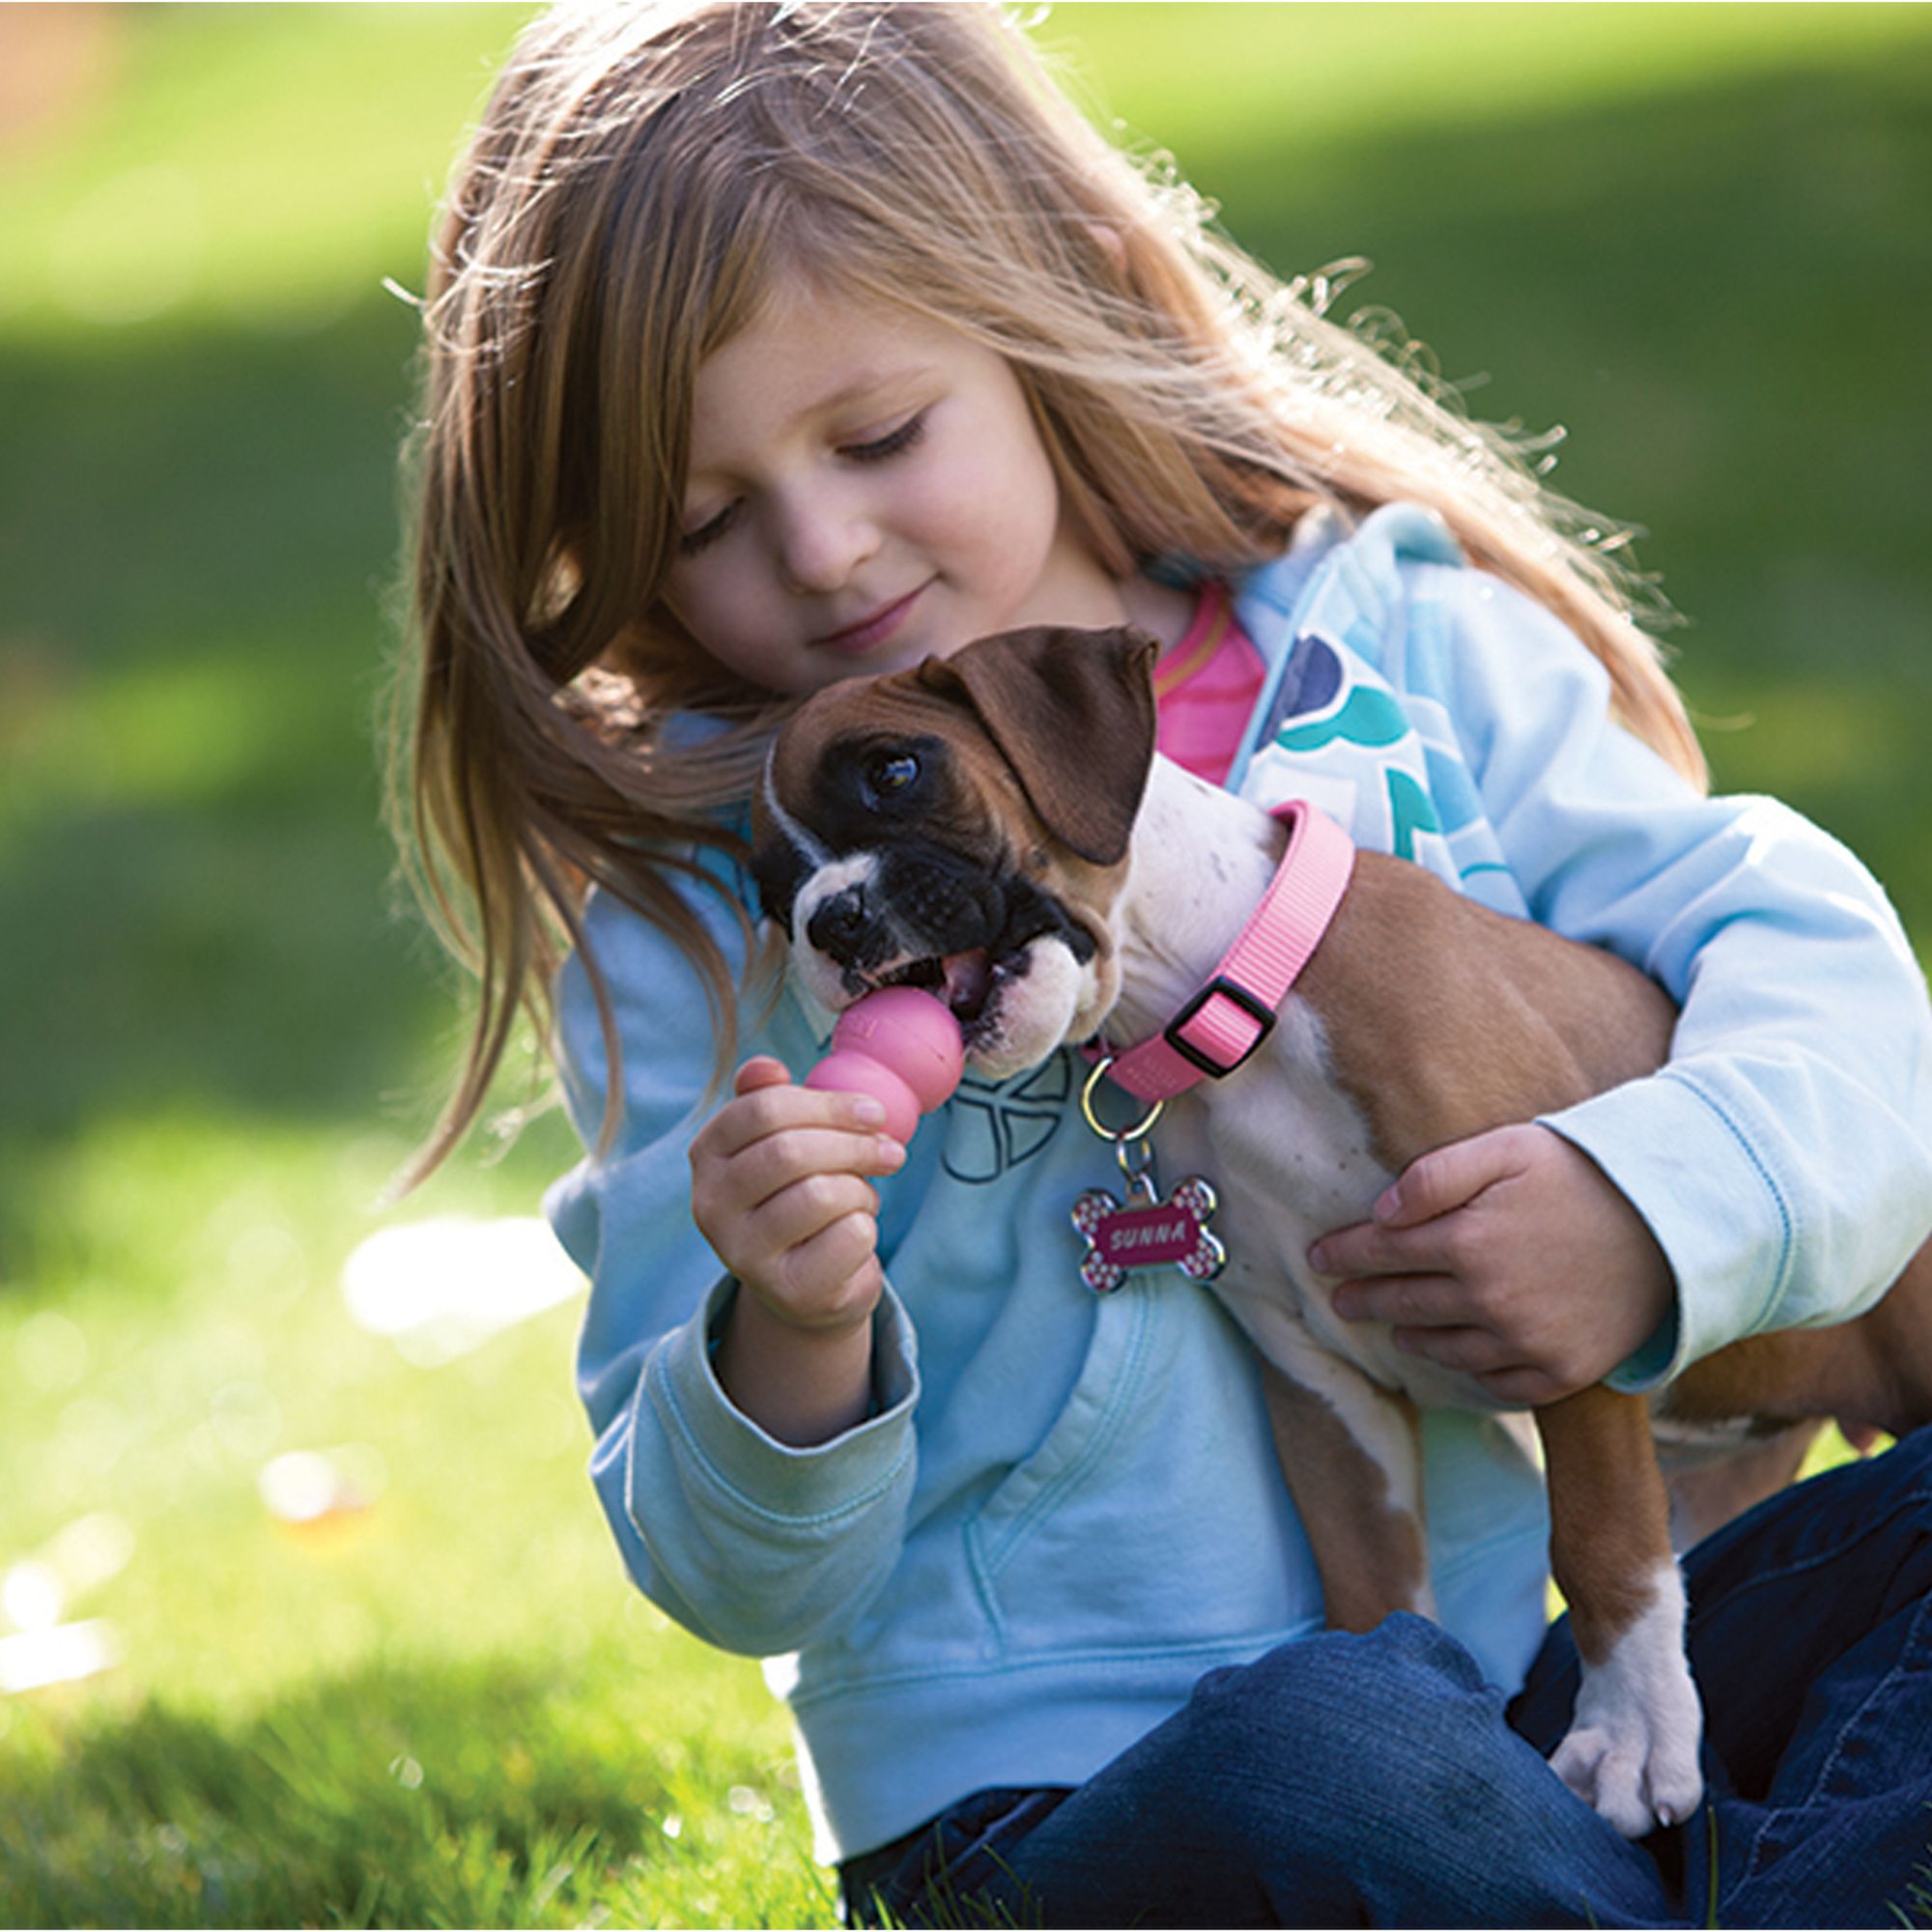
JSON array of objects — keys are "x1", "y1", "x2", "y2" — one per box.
[{"x1": 1099, "y1": 801, "x2": 1355, "y2": 1102}]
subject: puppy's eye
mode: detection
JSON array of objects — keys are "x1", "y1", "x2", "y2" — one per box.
[{"x1": 863, "y1": 752, "x2": 922, "y2": 806}]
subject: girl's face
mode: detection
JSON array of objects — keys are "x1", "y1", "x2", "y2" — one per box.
[{"x1": 662, "y1": 275, "x2": 1139, "y2": 696}]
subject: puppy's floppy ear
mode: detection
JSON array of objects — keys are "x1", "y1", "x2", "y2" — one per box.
[{"x1": 916, "y1": 626, "x2": 1159, "y2": 866}]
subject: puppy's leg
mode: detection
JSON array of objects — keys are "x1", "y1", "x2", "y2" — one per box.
[
  {"x1": 1665, "y1": 1240, "x2": 1932, "y2": 1444},
  {"x1": 1258, "y1": 1353, "x2": 1433, "y2": 1632},
  {"x1": 1538, "y1": 1386, "x2": 1704, "y2": 1837}
]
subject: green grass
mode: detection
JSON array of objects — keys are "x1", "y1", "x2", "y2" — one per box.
[
  {"x1": 2, "y1": 4, "x2": 1929, "y2": 1924},
  {"x1": 0, "y1": 1115, "x2": 836, "y2": 1926}
]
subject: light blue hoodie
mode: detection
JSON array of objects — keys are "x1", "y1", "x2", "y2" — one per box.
[{"x1": 547, "y1": 505, "x2": 1932, "y2": 1862}]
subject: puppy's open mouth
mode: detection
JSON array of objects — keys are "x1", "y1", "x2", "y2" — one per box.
[{"x1": 867, "y1": 947, "x2": 1021, "y2": 1040}]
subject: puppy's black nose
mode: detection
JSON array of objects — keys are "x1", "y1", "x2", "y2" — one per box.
[{"x1": 807, "y1": 886, "x2": 878, "y2": 968}]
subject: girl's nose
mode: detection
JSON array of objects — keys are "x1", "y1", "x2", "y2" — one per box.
[{"x1": 776, "y1": 490, "x2": 879, "y2": 596}]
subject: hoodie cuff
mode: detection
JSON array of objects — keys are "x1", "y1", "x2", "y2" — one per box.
[
  {"x1": 1539, "y1": 1067, "x2": 1792, "y2": 1392},
  {"x1": 649, "y1": 1275, "x2": 920, "y2": 1523}
]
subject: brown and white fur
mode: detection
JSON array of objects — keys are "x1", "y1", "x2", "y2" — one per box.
[{"x1": 751, "y1": 623, "x2": 1932, "y2": 1838}]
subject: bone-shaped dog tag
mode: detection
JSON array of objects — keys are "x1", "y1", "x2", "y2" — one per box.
[{"x1": 1071, "y1": 1174, "x2": 1226, "y2": 1294}]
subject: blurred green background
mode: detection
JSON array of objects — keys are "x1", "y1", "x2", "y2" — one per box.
[{"x1": 1, "y1": 5, "x2": 1928, "y2": 1924}]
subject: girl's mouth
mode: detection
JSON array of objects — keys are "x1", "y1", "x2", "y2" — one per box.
[{"x1": 813, "y1": 582, "x2": 929, "y2": 656}]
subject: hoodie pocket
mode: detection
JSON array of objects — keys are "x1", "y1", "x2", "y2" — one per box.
[
  {"x1": 960, "y1": 1277, "x2": 1316, "y2": 1660},
  {"x1": 964, "y1": 1284, "x2": 1159, "y2": 1636}
]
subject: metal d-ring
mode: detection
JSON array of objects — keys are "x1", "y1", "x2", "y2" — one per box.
[{"x1": 1080, "y1": 1056, "x2": 1165, "y2": 1146}]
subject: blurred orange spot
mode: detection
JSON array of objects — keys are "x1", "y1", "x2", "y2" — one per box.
[{"x1": 0, "y1": 5, "x2": 120, "y2": 160}]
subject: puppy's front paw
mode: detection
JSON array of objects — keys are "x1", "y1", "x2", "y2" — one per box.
[
  {"x1": 1550, "y1": 1711, "x2": 1702, "y2": 1839},
  {"x1": 1549, "y1": 1564, "x2": 1704, "y2": 1838}
]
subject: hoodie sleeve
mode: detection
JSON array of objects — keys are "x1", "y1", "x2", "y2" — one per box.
[
  {"x1": 544, "y1": 877, "x2": 921, "y2": 1656},
  {"x1": 1417, "y1": 562, "x2": 1932, "y2": 1386}
]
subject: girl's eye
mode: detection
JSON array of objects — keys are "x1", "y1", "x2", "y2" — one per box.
[
  {"x1": 677, "y1": 502, "x2": 737, "y2": 557},
  {"x1": 863, "y1": 751, "x2": 922, "y2": 805},
  {"x1": 843, "y1": 412, "x2": 926, "y2": 464}
]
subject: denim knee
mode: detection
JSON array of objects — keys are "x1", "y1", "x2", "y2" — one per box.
[
  {"x1": 1160, "y1": 1615, "x2": 1617, "y2": 1923},
  {"x1": 932, "y1": 1619, "x2": 1667, "y2": 1931},
  {"x1": 1197, "y1": 1612, "x2": 1494, "y2": 1718},
  {"x1": 1184, "y1": 1614, "x2": 1512, "y2": 1810}
]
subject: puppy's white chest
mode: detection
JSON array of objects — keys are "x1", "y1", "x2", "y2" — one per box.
[{"x1": 1161, "y1": 1001, "x2": 1486, "y2": 1412}]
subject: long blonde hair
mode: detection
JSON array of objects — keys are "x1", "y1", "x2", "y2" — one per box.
[{"x1": 390, "y1": 0, "x2": 1705, "y2": 1180}]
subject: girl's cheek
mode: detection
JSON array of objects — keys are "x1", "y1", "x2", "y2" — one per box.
[
  {"x1": 667, "y1": 564, "x2": 754, "y2": 640},
  {"x1": 910, "y1": 453, "x2": 1042, "y2": 559}
]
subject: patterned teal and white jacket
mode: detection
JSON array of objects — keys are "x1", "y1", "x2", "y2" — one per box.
[{"x1": 547, "y1": 503, "x2": 1932, "y2": 1864}]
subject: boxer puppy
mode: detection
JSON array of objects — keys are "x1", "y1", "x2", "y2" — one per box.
[{"x1": 750, "y1": 623, "x2": 1932, "y2": 1838}]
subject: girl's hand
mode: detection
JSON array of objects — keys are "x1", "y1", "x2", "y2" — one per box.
[
  {"x1": 690, "y1": 1057, "x2": 907, "y2": 1443},
  {"x1": 1307, "y1": 1123, "x2": 1674, "y2": 1408}
]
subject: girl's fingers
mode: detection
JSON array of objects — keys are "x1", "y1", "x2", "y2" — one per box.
[
  {"x1": 1330, "y1": 1272, "x2": 1468, "y2": 1331},
  {"x1": 1371, "y1": 1125, "x2": 1531, "y2": 1228},
  {"x1": 1385, "y1": 1321, "x2": 1556, "y2": 1406},
  {"x1": 691, "y1": 1131, "x2": 899, "y2": 1275},
  {"x1": 1474, "y1": 1364, "x2": 1567, "y2": 1408},
  {"x1": 697, "y1": 1154, "x2": 886, "y2": 1309},
  {"x1": 691, "y1": 1059, "x2": 904, "y2": 1322},
  {"x1": 733, "y1": 1055, "x2": 797, "y2": 1096},
  {"x1": 1389, "y1": 1321, "x2": 1520, "y2": 1377},
  {"x1": 697, "y1": 1067, "x2": 889, "y2": 1162},
  {"x1": 744, "y1": 1171, "x2": 882, "y2": 1260},
  {"x1": 769, "y1": 1216, "x2": 884, "y2": 1316},
  {"x1": 1310, "y1": 1216, "x2": 1460, "y2": 1284},
  {"x1": 710, "y1": 1125, "x2": 904, "y2": 1212}
]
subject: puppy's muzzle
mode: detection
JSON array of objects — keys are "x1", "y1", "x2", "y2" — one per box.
[
  {"x1": 808, "y1": 852, "x2": 1011, "y2": 983},
  {"x1": 806, "y1": 884, "x2": 895, "y2": 977}
]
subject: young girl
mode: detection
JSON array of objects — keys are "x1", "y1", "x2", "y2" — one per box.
[{"x1": 395, "y1": 5, "x2": 1932, "y2": 1923}]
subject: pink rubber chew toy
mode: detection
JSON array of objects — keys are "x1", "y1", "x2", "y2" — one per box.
[{"x1": 806, "y1": 985, "x2": 965, "y2": 1145}]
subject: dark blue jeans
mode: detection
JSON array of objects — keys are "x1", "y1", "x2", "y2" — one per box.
[{"x1": 842, "y1": 1428, "x2": 1932, "y2": 1927}]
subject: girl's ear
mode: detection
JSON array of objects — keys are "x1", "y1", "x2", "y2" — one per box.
[{"x1": 916, "y1": 626, "x2": 1159, "y2": 867}]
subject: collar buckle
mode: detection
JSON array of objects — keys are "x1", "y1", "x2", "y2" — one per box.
[{"x1": 1162, "y1": 975, "x2": 1278, "y2": 1079}]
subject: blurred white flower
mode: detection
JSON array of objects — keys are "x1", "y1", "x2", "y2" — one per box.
[{"x1": 340, "y1": 1216, "x2": 585, "y2": 1367}]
